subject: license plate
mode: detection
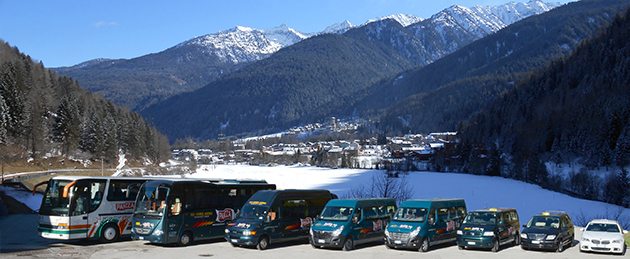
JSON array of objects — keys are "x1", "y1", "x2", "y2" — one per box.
[
  {"x1": 532, "y1": 240, "x2": 540, "y2": 244},
  {"x1": 231, "y1": 239, "x2": 238, "y2": 243},
  {"x1": 318, "y1": 239, "x2": 325, "y2": 243},
  {"x1": 394, "y1": 240, "x2": 402, "y2": 244},
  {"x1": 138, "y1": 236, "x2": 144, "y2": 240},
  {"x1": 467, "y1": 241, "x2": 475, "y2": 245}
]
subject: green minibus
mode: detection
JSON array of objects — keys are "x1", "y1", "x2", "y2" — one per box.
[
  {"x1": 384, "y1": 198, "x2": 466, "y2": 252},
  {"x1": 310, "y1": 198, "x2": 396, "y2": 251}
]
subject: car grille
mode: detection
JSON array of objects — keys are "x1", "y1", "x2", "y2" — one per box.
[
  {"x1": 463, "y1": 231, "x2": 483, "y2": 236},
  {"x1": 592, "y1": 247, "x2": 611, "y2": 251},
  {"x1": 592, "y1": 240, "x2": 610, "y2": 245},
  {"x1": 389, "y1": 232, "x2": 410, "y2": 242},
  {"x1": 528, "y1": 233, "x2": 546, "y2": 240},
  {"x1": 134, "y1": 227, "x2": 151, "y2": 234},
  {"x1": 312, "y1": 230, "x2": 333, "y2": 242}
]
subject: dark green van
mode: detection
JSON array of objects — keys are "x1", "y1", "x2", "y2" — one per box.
[
  {"x1": 384, "y1": 198, "x2": 466, "y2": 252},
  {"x1": 456, "y1": 207, "x2": 520, "y2": 252},
  {"x1": 224, "y1": 189, "x2": 336, "y2": 250},
  {"x1": 310, "y1": 198, "x2": 396, "y2": 251}
]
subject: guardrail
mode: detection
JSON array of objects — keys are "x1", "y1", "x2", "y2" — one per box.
[{"x1": 1, "y1": 169, "x2": 110, "y2": 183}]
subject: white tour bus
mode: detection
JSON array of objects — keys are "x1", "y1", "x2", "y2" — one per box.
[{"x1": 35, "y1": 175, "x2": 155, "y2": 242}]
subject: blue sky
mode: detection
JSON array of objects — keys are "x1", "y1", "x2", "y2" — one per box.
[{"x1": 0, "y1": 0, "x2": 572, "y2": 68}]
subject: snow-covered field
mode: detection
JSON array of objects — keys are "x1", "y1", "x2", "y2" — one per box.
[
  {"x1": 191, "y1": 164, "x2": 630, "y2": 227},
  {"x1": 3, "y1": 164, "x2": 628, "y2": 228}
]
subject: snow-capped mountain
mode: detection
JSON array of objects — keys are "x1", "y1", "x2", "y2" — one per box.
[
  {"x1": 173, "y1": 0, "x2": 559, "y2": 66},
  {"x1": 367, "y1": 14, "x2": 424, "y2": 27}
]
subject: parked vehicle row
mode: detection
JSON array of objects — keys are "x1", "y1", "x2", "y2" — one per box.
[{"x1": 35, "y1": 177, "x2": 628, "y2": 256}]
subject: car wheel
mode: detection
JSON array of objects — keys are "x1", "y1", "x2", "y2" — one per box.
[
  {"x1": 256, "y1": 236, "x2": 269, "y2": 250},
  {"x1": 622, "y1": 245, "x2": 626, "y2": 256},
  {"x1": 230, "y1": 242, "x2": 239, "y2": 247},
  {"x1": 491, "y1": 238, "x2": 499, "y2": 253},
  {"x1": 458, "y1": 245, "x2": 464, "y2": 250},
  {"x1": 570, "y1": 234, "x2": 574, "y2": 247},
  {"x1": 556, "y1": 240, "x2": 564, "y2": 253},
  {"x1": 100, "y1": 223, "x2": 120, "y2": 243},
  {"x1": 177, "y1": 231, "x2": 193, "y2": 246},
  {"x1": 419, "y1": 237, "x2": 429, "y2": 252},
  {"x1": 513, "y1": 231, "x2": 520, "y2": 246},
  {"x1": 342, "y1": 236, "x2": 353, "y2": 251}
]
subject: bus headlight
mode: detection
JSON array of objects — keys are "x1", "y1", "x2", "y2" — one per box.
[
  {"x1": 483, "y1": 231, "x2": 494, "y2": 236},
  {"x1": 332, "y1": 225, "x2": 344, "y2": 237},
  {"x1": 224, "y1": 229, "x2": 230, "y2": 234},
  {"x1": 457, "y1": 230, "x2": 463, "y2": 235},
  {"x1": 384, "y1": 228, "x2": 390, "y2": 237},
  {"x1": 152, "y1": 229, "x2": 163, "y2": 236},
  {"x1": 243, "y1": 230, "x2": 257, "y2": 236},
  {"x1": 410, "y1": 227, "x2": 421, "y2": 238}
]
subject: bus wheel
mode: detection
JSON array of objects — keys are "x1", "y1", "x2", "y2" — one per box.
[
  {"x1": 342, "y1": 237, "x2": 353, "y2": 251},
  {"x1": 256, "y1": 236, "x2": 269, "y2": 250},
  {"x1": 419, "y1": 237, "x2": 429, "y2": 252},
  {"x1": 100, "y1": 223, "x2": 120, "y2": 242},
  {"x1": 178, "y1": 231, "x2": 193, "y2": 246}
]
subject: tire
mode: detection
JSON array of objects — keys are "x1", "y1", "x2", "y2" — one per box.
[
  {"x1": 419, "y1": 237, "x2": 429, "y2": 253},
  {"x1": 458, "y1": 245, "x2": 464, "y2": 250},
  {"x1": 177, "y1": 231, "x2": 193, "y2": 246},
  {"x1": 256, "y1": 236, "x2": 269, "y2": 250},
  {"x1": 622, "y1": 245, "x2": 626, "y2": 256},
  {"x1": 491, "y1": 239, "x2": 499, "y2": 253},
  {"x1": 342, "y1": 236, "x2": 353, "y2": 251},
  {"x1": 513, "y1": 232, "x2": 520, "y2": 246},
  {"x1": 556, "y1": 240, "x2": 564, "y2": 253},
  {"x1": 570, "y1": 234, "x2": 574, "y2": 247},
  {"x1": 100, "y1": 223, "x2": 120, "y2": 243},
  {"x1": 230, "y1": 242, "x2": 239, "y2": 247}
]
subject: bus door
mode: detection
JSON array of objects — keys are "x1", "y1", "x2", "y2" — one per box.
[
  {"x1": 166, "y1": 195, "x2": 184, "y2": 243},
  {"x1": 69, "y1": 181, "x2": 90, "y2": 239},
  {"x1": 69, "y1": 180, "x2": 106, "y2": 239}
]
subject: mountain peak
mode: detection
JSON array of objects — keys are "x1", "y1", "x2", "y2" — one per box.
[{"x1": 367, "y1": 14, "x2": 424, "y2": 27}]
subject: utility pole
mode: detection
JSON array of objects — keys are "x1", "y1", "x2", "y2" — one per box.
[{"x1": 101, "y1": 157, "x2": 104, "y2": 176}]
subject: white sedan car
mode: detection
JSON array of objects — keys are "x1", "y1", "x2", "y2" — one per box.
[{"x1": 579, "y1": 219, "x2": 627, "y2": 255}]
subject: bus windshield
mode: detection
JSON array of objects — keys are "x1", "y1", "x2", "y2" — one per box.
[
  {"x1": 393, "y1": 207, "x2": 428, "y2": 222},
  {"x1": 39, "y1": 179, "x2": 73, "y2": 216},
  {"x1": 318, "y1": 206, "x2": 354, "y2": 221},
  {"x1": 239, "y1": 205, "x2": 268, "y2": 220},
  {"x1": 134, "y1": 183, "x2": 169, "y2": 219}
]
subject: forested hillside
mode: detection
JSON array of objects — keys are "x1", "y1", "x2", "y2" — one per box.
[
  {"x1": 0, "y1": 40, "x2": 170, "y2": 167},
  {"x1": 352, "y1": 0, "x2": 630, "y2": 134},
  {"x1": 142, "y1": 29, "x2": 413, "y2": 141},
  {"x1": 459, "y1": 7, "x2": 630, "y2": 207}
]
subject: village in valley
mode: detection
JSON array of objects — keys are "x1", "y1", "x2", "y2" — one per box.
[{"x1": 171, "y1": 117, "x2": 465, "y2": 171}]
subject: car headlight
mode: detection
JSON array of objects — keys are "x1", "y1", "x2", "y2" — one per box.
[
  {"x1": 546, "y1": 235, "x2": 556, "y2": 240},
  {"x1": 224, "y1": 229, "x2": 230, "y2": 234},
  {"x1": 409, "y1": 227, "x2": 421, "y2": 238},
  {"x1": 520, "y1": 233, "x2": 527, "y2": 239},
  {"x1": 332, "y1": 225, "x2": 344, "y2": 236},
  {"x1": 457, "y1": 230, "x2": 463, "y2": 235},
  {"x1": 483, "y1": 231, "x2": 494, "y2": 236},
  {"x1": 243, "y1": 230, "x2": 257, "y2": 236},
  {"x1": 581, "y1": 237, "x2": 590, "y2": 242},
  {"x1": 613, "y1": 239, "x2": 623, "y2": 243},
  {"x1": 384, "y1": 228, "x2": 390, "y2": 237}
]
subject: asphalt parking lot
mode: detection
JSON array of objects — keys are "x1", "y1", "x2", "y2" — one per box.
[{"x1": 0, "y1": 214, "x2": 625, "y2": 259}]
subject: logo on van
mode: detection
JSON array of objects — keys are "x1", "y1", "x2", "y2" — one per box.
[
  {"x1": 301, "y1": 217, "x2": 313, "y2": 228},
  {"x1": 446, "y1": 220, "x2": 455, "y2": 231},
  {"x1": 216, "y1": 208, "x2": 235, "y2": 222},
  {"x1": 373, "y1": 220, "x2": 383, "y2": 231},
  {"x1": 115, "y1": 202, "x2": 135, "y2": 211}
]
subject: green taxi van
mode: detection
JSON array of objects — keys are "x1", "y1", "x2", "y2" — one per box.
[
  {"x1": 224, "y1": 189, "x2": 337, "y2": 250},
  {"x1": 384, "y1": 198, "x2": 466, "y2": 252},
  {"x1": 456, "y1": 207, "x2": 520, "y2": 252},
  {"x1": 309, "y1": 198, "x2": 396, "y2": 251},
  {"x1": 520, "y1": 211, "x2": 574, "y2": 252}
]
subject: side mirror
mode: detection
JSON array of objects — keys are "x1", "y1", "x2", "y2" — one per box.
[
  {"x1": 352, "y1": 217, "x2": 359, "y2": 224},
  {"x1": 428, "y1": 218, "x2": 435, "y2": 226},
  {"x1": 265, "y1": 215, "x2": 271, "y2": 223},
  {"x1": 624, "y1": 230, "x2": 628, "y2": 234},
  {"x1": 522, "y1": 225, "x2": 527, "y2": 228},
  {"x1": 499, "y1": 221, "x2": 504, "y2": 226}
]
